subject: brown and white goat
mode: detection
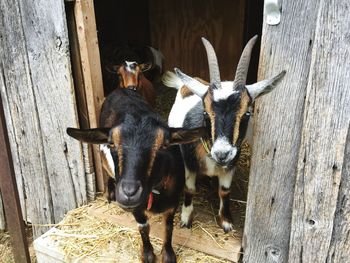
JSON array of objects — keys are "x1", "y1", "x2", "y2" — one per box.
[
  {"x1": 67, "y1": 87, "x2": 204, "y2": 262},
  {"x1": 108, "y1": 61, "x2": 156, "y2": 108},
  {"x1": 163, "y1": 35, "x2": 285, "y2": 232}
]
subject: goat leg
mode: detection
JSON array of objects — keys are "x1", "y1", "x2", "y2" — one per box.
[
  {"x1": 161, "y1": 208, "x2": 176, "y2": 263},
  {"x1": 133, "y1": 210, "x2": 155, "y2": 263},
  {"x1": 180, "y1": 168, "x2": 196, "y2": 228},
  {"x1": 218, "y1": 173, "x2": 234, "y2": 232}
]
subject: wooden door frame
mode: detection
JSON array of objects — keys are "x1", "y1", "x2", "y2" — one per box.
[{"x1": 65, "y1": 0, "x2": 105, "y2": 192}]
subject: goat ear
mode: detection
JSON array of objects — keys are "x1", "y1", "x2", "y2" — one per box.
[
  {"x1": 140, "y1": 63, "x2": 152, "y2": 72},
  {"x1": 246, "y1": 70, "x2": 286, "y2": 100},
  {"x1": 105, "y1": 64, "x2": 119, "y2": 74},
  {"x1": 67, "y1": 128, "x2": 110, "y2": 144},
  {"x1": 174, "y1": 68, "x2": 208, "y2": 98},
  {"x1": 168, "y1": 127, "x2": 206, "y2": 145}
]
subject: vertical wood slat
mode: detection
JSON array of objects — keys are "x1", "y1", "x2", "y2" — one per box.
[
  {"x1": 0, "y1": 95, "x2": 30, "y2": 262},
  {"x1": 243, "y1": 0, "x2": 321, "y2": 262},
  {"x1": 288, "y1": 0, "x2": 350, "y2": 261},
  {"x1": 66, "y1": 2, "x2": 96, "y2": 201},
  {"x1": 326, "y1": 124, "x2": 350, "y2": 262},
  {"x1": 0, "y1": 0, "x2": 28, "y2": 223},
  {"x1": 0, "y1": 0, "x2": 87, "y2": 238},
  {"x1": 74, "y1": 0, "x2": 105, "y2": 192}
]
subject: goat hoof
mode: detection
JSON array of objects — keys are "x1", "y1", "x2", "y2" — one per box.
[
  {"x1": 180, "y1": 220, "x2": 192, "y2": 229},
  {"x1": 221, "y1": 220, "x2": 234, "y2": 233},
  {"x1": 142, "y1": 250, "x2": 156, "y2": 263},
  {"x1": 162, "y1": 248, "x2": 177, "y2": 263}
]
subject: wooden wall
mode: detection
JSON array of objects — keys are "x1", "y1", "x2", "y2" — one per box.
[
  {"x1": 0, "y1": 0, "x2": 87, "y2": 237},
  {"x1": 149, "y1": 0, "x2": 245, "y2": 81},
  {"x1": 243, "y1": 0, "x2": 350, "y2": 262},
  {"x1": 94, "y1": 0, "x2": 151, "y2": 46}
]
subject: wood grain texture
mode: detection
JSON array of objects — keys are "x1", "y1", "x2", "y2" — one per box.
[
  {"x1": 243, "y1": 0, "x2": 321, "y2": 262},
  {"x1": 288, "y1": 1, "x2": 350, "y2": 261},
  {"x1": 326, "y1": 124, "x2": 350, "y2": 263},
  {"x1": 148, "y1": 0, "x2": 245, "y2": 81},
  {"x1": 66, "y1": 3, "x2": 96, "y2": 201},
  {"x1": 74, "y1": 0, "x2": 105, "y2": 192},
  {"x1": 0, "y1": 0, "x2": 86, "y2": 237}
]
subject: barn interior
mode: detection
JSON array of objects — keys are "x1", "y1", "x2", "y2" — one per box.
[
  {"x1": 93, "y1": 0, "x2": 263, "y2": 210},
  {"x1": 63, "y1": 0, "x2": 263, "y2": 261}
]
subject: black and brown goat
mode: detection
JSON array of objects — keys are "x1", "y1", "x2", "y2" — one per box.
[
  {"x1": 67, "y1": 87, "x2": 204, "y2": 262},
  {"x1": 108, "y1": 61, "x2": 156, "y2": 108},
  {"x1": 163, "y1": 35, "x2": 285, "y2": 232}
]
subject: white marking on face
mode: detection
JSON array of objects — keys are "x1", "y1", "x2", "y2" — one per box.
[
  {"x1": 211, "y1": 137, "x2": 237, "y2": 164},
  {"x1": 100, "y1": 145, "x2": 115, "y2": 176},
  {"x1": 181, "y1": 203, "x2": 193, "y2": 225},
  {"x1": 184, "y1": 167, "x2": 197, "y2": 191},
  {"x1": 125, "y1": 61, "x2": 137, "y2": 73},
  {"x1": 168, "y1": 90, "x2": 203, "y2": 128},
  {"x1": 213, "y1": 81, "x2": 237, "y2": 102}
]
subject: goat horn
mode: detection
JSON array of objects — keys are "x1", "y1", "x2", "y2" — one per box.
[
  {"x1": 201, "y1": 37, "x2": 222, "y2": 90},
  {"x1": 233, "y1": 35, "x2": 258, "y2": 89}
]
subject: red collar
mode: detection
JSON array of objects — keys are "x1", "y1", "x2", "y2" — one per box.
[
  {"x1": 146, "y1": 175, "x2": 170, "y2": 210},
  {"x1": 147, "y1": 192, "x2": 153, "y2": 210}
]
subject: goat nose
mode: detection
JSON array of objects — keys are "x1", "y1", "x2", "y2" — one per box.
[
  {"x1": 121, "y1": 180, "x2": 142, "y2": 197},
  {"x1": 217, "y1": 152, "x2": 229, "y2": 162}
]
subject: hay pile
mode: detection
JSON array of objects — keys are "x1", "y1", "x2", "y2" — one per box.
[
  {"x1": 0, "y1": 228, "x2": 36, "y2": 263},
  {"x1": 50, "y1": 199, "x2": 236, "y2": 262}
]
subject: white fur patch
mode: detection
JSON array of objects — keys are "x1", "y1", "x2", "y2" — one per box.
[
  {"x1": 162, "y1": 71, "x2": 183, "y2": 90},
  {"x1": 137, "y1": 222, "x2": 149, "y2": 228},
  {"x1": 219, "y1": 171, "x2": 234, "y2": 189},
  {"x1": 184, "y1": 168, "x2": 197, "y2": 191},
  {"x1": 125, "y1": 61, "x2": 137, "y2": 73},
  {"x1": 204, "y1": 156, "x2": 217, "y2": 176},
  {"x1": 210, "y1": 137, "x2": 237, "y2": 164},
  {"x1": 221, "y1": 220, "x2": 233, "y2": 231},
  {"x1": 168, "y1": 91, "x2": 202, "y2": 128},
  {"x1": 100, "y1": 145, "x2": 115, "y2": 176},
  {"x1": 181, "y1": 203, "x2": 193, "y2": 225},
  {"x1": 212, "y1": 81, "x2": 237, "y2": 102}
]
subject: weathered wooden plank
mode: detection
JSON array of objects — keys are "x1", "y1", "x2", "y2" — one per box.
[
  {"x1": 0, "y1": 0, "x2": 48, "y2": 227},
  {"x1": 326, "y1": 124, "x2": 350, "y2": 262},
  {"x1": 74, "y1": 0, "x2": 105, "y2": 192},
  {"x1": 0, "y1": 0, "x2": 87, "y2": 237},
  {"x1": 243, "y1": 0, "x2": 321, "y2": 262},
  {"x1": 148, "y1": 0, "x2": 245, "y2": 80},
  {"x1": 0, "y1": 191, "x2": 5, "y2": 230},
  {"x1": 0, "y1": 0, "x2": 28, "y2": 222},
  {"x1": 288, "y1": 1, "x2": 350, "y2": 261},
  {"x1": 66, "y1": 2, "x2": 96, "y2": 201}
]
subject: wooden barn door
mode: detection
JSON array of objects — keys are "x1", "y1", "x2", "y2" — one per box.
[
  {"x1": 0, "y1": 0, "x2": 89, "y2": 237},
  {"x1": 243, "y1": 0, "x2": 350, "y2": 262}
]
